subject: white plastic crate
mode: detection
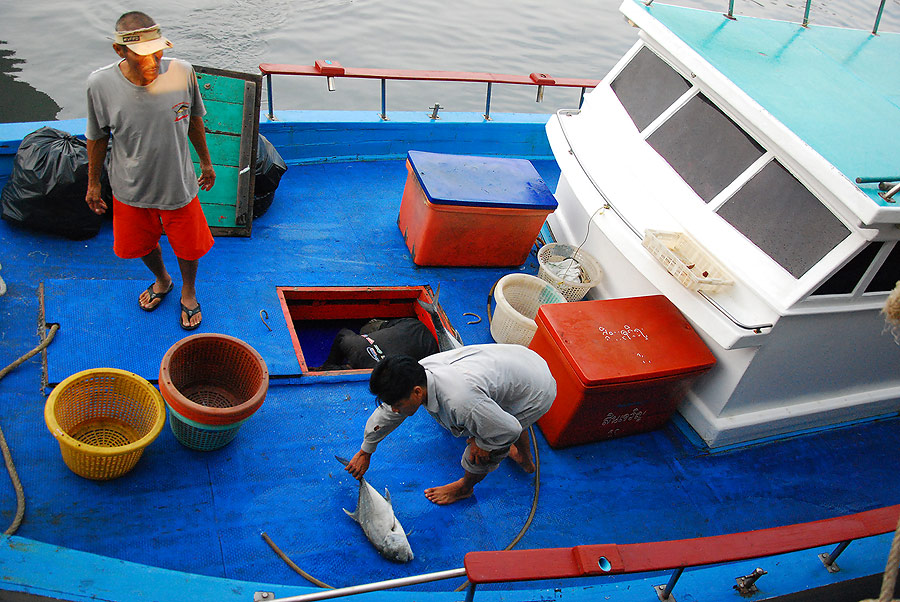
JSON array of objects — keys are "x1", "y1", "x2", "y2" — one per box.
[{"x1": 642, "y1": 229, "x2": 732, "y2": 293}]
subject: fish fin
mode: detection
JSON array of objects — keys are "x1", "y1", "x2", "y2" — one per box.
[
  {"x1": 384, "y1": 488, "x2": 392, "y2": 505},
  {"x1": 417, "y1": 294, "x2": 464, "y2": 350},
  {"x1": 342, "y1": 507, "x2": 359, "y2": 523},
  {"x1": 335, "y1": 455, "x2": 350, "y2": 466}
]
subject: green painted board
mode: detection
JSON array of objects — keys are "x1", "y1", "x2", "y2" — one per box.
[
  {"x1": 196, "y1": 71, "x2": 249, "y2": 103},
  {"x1": 191, "y1": 133, "x2": 242, "y2": 168},
  {"x1": 202, "y1": 99, "x2": 245, "y2": 136},
  {"x1": 195, "y1": 66, "x2": 262, "y2": 236}
]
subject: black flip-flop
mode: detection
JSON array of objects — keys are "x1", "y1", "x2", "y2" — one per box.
[
  {"x1": 140, "y1": 281, "x2": 174, "y2": 312},
  {"x1": 180, "y1": 302, "x2": 202, "y2": 331}
]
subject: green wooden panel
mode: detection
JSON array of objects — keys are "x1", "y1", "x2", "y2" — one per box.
[
  {"x1": 200, "y1": 200, "x2": 237, "y2": 228},
  {"x1": 196, "y1": 66, "x2": 262, "y2": 237},
  {"x1": 196, "y1": 164, "x2": 240, "y2": 206},
  {"x1": 196, "y1": 72, "x2": 248, "y2": 103},
  {"x1": 191, "y1": 132, "x2": 241, "y2": 168},
  {"x1": 202, "y1": 99, "x2": 245, "y2": 135}
]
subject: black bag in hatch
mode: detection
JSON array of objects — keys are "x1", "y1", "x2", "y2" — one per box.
[
  {"x1": 1, "y1": 126, "x2": 111, "y2": 240},
  {"x1": 253, "y1": 133, "x2": 287, "y2": 219}
]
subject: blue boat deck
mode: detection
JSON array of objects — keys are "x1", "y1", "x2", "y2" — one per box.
[{"x1": 1, "y1": 139, "x2": 899, "y2": 598}]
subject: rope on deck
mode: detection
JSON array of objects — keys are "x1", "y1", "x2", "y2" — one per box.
[
  {"x1": 0, "y1": 323, "x2": 59, "y2": 535},
  {"x1": 261, "y1": 531, "x2": 335, "y2": 589},
  {"x1": 453, "y1": 425, "x2": 541, "y2": 593}
]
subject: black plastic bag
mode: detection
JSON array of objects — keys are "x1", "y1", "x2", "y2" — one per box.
[
  {"x1": 1, "y1": 127, "x2": 111, "y2": 240},
  {"x1": 253, "y1": 133, "x2": 287, "y2": 219}
]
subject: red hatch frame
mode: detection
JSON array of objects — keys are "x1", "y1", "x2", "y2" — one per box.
[{"x1": 276, "y1": 285, "x2": 447, "y2": 375}]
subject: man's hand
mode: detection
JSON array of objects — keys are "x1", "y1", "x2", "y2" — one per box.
[
  {"x1": 85, "y1": 182, "x2": 107, "y2": 215},
  {"x1": 198, "y1": 163, "x2": 216, "y2": 191},
  {"x1": 345, "y1": 450, "x2": 371, "y2": 480},
  {"x1": 467, "y1": 438, "x2": 491, "y2": 466},
  {"x1": 84, "y1": 137, "x2": 108, "y2": 215}
]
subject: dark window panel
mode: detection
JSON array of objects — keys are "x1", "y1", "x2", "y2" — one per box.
[
  {"x1": 866, "y1": 242, "x2": 900, "y2": 293},
  {"x1": 648, "y1": 94, "x2": 765, "y2": 202},
  {"x1": 717, "y1": 160, "x2": 850, "y2": 279},
  {"x1": 812, "y1": 242, "x2": 881, "y2": 296},
  {"x1": 610, "y1": 46, "x2": 691, "y2": 132}
]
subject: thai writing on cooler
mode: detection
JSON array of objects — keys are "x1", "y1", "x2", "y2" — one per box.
[
  {"x1": 598, "y1": 325, "x2": 648, "y2": 342},
  {"x1": 602, "y1": 408, "x2": 647, "y2": 425}
]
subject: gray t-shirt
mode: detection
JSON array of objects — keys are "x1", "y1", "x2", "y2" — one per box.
[
  {"x1": 86, "y1": 57, "x2": 206, "y2": 209},
  {"x1": 361, "y1": 344, "x2": 556, "y2": 454}
]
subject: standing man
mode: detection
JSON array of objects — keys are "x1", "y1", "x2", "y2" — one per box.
[
  {"x1": 344, "y1": 344, "x2": 557, "y2": 505},
  {"x1": 85, "y1": 11, "x2": 215, "y2": 330}
]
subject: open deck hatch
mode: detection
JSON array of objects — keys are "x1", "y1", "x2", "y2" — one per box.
[{"x1": 277, "y1": 285, "x2": 451, "y2": 374}]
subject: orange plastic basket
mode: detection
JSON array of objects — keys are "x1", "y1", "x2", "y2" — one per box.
[
  {"x1": 44, "y1": 368, "x2": 166, "y2": 480},
  {"x1": 159, "y1": 333, "x2": 268, "y2": 426}
]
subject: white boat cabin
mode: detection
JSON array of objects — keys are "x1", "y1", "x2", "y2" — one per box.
[{"x1": 546, "y1": 0, "x2": 900, "y2": 447}]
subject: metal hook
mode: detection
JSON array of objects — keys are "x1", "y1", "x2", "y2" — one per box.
[
  {"x1": 463, "y1": 312, "x2": 481, "y2": 325},
  {"x1": 260, "y1": 309, "x2": 272, "y2": 332}
]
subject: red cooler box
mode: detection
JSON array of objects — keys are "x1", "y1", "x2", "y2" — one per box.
[
  {"x1": 530, "y1": 296, "x2": 716, "y2": 448},
  {"x1": 397, "y1": 151, "x2": 558, "y2": 266}
]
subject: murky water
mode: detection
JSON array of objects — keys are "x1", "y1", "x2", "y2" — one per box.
[{"x1": 1, "y1": 0, "x2": 898, "y2": 121}]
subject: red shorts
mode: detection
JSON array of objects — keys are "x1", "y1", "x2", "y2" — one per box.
[{"x1": 112, "y1": 197, "x2": 214, "y2": 261}]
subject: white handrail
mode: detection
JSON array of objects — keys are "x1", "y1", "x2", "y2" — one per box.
[{"x1": 257, "y1": 568, "x2": 466, "y2": 602}]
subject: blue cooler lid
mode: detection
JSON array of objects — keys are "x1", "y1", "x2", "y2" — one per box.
[{"x1": 407, "y1": 150, "x2": 558, "y2": 210}]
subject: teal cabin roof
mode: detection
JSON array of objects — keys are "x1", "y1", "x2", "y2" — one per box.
[{"x1": 631, "y1": 1, "x2": 900, "y2": 215}]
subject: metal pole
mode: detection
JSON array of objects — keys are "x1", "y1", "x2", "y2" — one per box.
[
  {"x1": 381, "y1": 79, "x2": 388, "y2": 121},
  {"x1": 464, "y1": 583, "x2": 478, "y2": 602},
  {"x1": 726, "y1": 0, "x2": 736, "y2": 19},
  {"x1": 484, "y1": 82, "x2": 492, "y2": 121},
  {"x1": 882, "y1": 182, "x2": 900, "y2": 202},
  {"x1": 823, "y1": 540, "x2": 852, "y2": 566},
  {"x1": 874, "y1": 0, "x2": 887, "y2": 34},
  {"x1": 262, "y1": 568, "x2": 467, "y2": 602},
  {"x1": 579, "y1": 87, "x2": 586, "y2": 109},
  {"x1": 661, "y1": 567, "x2": 684, "y2": 600},
  {"x1": 266, "y1": 74, "x2": 275, "y2": 121},
  {"x1": 802, "y1": 0, "x2": 812, "y2": 27},
  {"x1": 856, "y1": 176, "x2": 900, "y2": 184}
]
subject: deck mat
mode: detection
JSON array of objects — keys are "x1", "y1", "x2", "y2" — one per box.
[
  {"x1": 3, "y1": 157, "x2": 900, "y2": 592},
  {"x1": 42, "y1": 278, "x2": 300, "y2": 384}
]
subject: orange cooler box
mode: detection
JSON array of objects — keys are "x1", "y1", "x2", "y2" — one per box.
[
  {"x1": 397, "y1": 151, "x2": 557, "y2": 266},
  {"x1": 530, "y1": 296, "x2": 716, "y2": 448}
]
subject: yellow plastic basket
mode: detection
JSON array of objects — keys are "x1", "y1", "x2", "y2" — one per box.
[{"x1": 44, "y1": 368, "x2": 166, "y2": 480}]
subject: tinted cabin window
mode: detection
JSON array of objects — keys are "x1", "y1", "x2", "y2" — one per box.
[
  {"x1": 718, "y1": 160, "x2": 850, "y2": 279},
  {"x1": 610, "y1": 47, "x2": 691, "y2": 132},
  {"x1": 812, "y1": 243, "x2": 881, "y2": 296},
  {"x1": 866, "y1": 242, "x2": 900, "y2": 293},
  {"x1": 647, "y1": 94, "x2": 765, "y2": 202}
]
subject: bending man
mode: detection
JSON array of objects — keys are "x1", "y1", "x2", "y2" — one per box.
[
  {"x1": 85, "y1": 11, "x2": 215, "y2": 330},
  {"x1": 345, "y1": 344, "x2": 556, "y2": 505}
]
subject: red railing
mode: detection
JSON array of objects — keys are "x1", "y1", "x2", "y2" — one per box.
[
  {"x1": 260, "y1": 505, "x2": 899, "y2": 602},
  {"x1": 463, "y1": 504, "x2": 900, "y2": 600},
  {"x1": 258, "y1": 60, "x2": 601, "y2": 120}
]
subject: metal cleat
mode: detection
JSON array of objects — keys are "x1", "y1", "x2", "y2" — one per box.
[{"x1": 733, "y1": 567, "x2": 767, "y2": 596}]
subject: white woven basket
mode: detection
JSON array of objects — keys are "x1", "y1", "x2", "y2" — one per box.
[
  {"x1": 490, "y1": 273, "x2": 567, "y2": 346},
  {"x1": 537, "y1": 243, "x2": 603, "y2": 302}
]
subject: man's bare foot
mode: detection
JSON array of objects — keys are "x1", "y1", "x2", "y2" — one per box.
[
  {"x1": 424, "y1": 479, "x2": 473, "y2": 505},
  {"x1": 139, "y1": 279, "x2": 173, "y2": 311},
  {"x1": 508, "y1": 442, "x2": 536, "y2": 474}
]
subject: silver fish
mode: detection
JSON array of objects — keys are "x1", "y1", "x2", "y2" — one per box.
[
  {"x1": 335, "y1": 456, "x2": 414, "y2": 563},
  {"x1": 418, "y1": 285, "x2": 463, "y2": 352}
]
